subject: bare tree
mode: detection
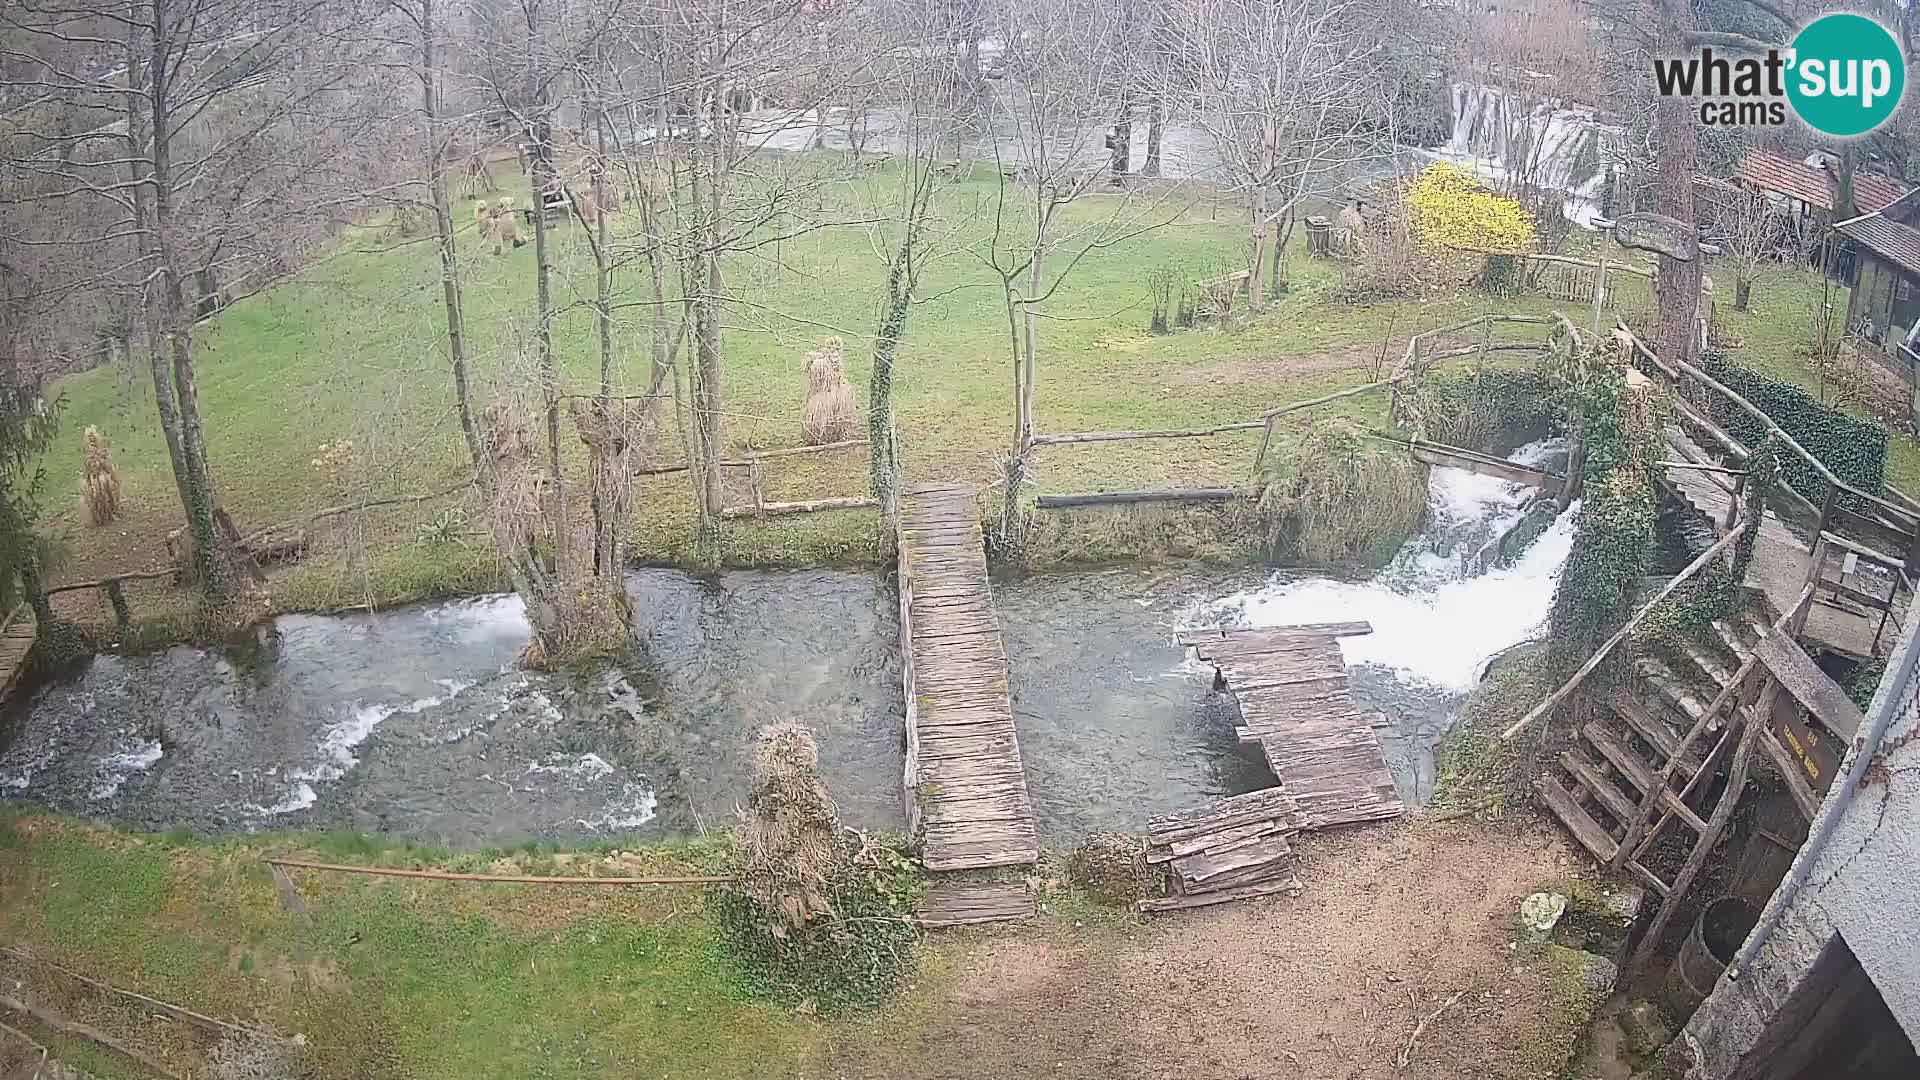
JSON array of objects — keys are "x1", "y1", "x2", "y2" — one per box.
[
  {"x1": 0, "y1": 0, "x2": 404, "y2": 615},
  {"x1": 1704, "y1": 180, "x2": 1789, "y2": 313},
  {"x1": 977, "y1": 0, "x2": 1182, "y2": 549},
  {"x1": 1167, "y1": 0, "x2": 1382, "y2": 307}
]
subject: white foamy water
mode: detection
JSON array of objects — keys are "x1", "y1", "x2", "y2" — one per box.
[
  {"x1": 88, "y1": 739, "x2": 163, "y2": 801},
  {"x1": 1200, "y1": 440, "x2": 1577, "y2": 691}
]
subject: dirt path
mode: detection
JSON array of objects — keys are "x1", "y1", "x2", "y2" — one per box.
[{"x1": 829, "y1": 818, "x2": 1584, "y2": 1080}]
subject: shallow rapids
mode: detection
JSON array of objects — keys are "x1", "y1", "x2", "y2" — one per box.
[{"x1": 1, "y1": 442, "x2": 1573, "y2": 845}]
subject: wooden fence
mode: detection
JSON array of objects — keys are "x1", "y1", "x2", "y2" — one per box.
[{"x1": 1026, "y1": 313, "x2": 1561, "y2": 507}]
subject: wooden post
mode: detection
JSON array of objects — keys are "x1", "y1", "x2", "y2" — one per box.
[
  {"x1": 1817, "y1": 479, "x2": 1839, "y2": 536},
  {"x1": 1251, "y1": 415, "x2": 1279, "y2": 482},
  {"x1": 1723, "y1": 471, "x2": 1745, "y2": 534},
  {"x1": 1791, "y1": 535, "x2": 1826, "y2": 639},
  {"x1": 1590, "y1": 256, "x2": 1608, "y2": 337},
  {"x1": 103, "y1": 579, "x2": 131, "y2": 638},
  {"x1": 748, "y1": 460, "x2": 766, "y2": 517}
]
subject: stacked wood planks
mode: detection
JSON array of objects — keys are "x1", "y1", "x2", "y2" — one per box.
[
  {"x1": 1140, "y1": 788, "x2": 1304, "y2": 912},
  {"x1": 1180, "y1": 623, "x2": 1404, "y2": 830},
  {"x1": 896, "y1": 486, "x2": 1041, "y2": 874}
]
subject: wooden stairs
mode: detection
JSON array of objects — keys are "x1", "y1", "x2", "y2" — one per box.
[{"x1": 1534, "y1": 609, "x2": 1773, "y2": 898}]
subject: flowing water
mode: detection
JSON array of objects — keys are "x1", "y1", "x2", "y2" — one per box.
[
  {"x1": 0, "y1": 444, "x2": 1573, "y2": 848},
  {"x1": 1427, "y1": 82, "x2": 1618, "y2": 228}
]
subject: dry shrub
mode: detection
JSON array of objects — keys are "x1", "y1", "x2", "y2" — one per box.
[
  {"x1": 1067, "y1": 831, "x2": 1153, "y2": 906},
  {"x1": 739, "y1": 723, "x2": 840, "y2": 937},
  {"x1": 81, "y1": 425, "x2": 121, "y2": 525},
  {"x1": 802, "y1": 337, "x2": 857, "y2": 445},
  {"x1": 709, "y1": 724, "x2": 920, "y2": 1012},
  {"x1": 491, "y1": 197, "x2": 526, "y2": 253},
  {"x1": 1259, "y1": 417, "x2": 1427, "y2": 566}
]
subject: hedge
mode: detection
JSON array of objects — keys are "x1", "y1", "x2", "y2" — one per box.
[{"x1": 1701, "y1": 351, "x2": 1888, "y2": 509}]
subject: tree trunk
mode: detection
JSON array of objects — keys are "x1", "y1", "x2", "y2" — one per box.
[
  {"x1": 1143, "y1": 99, "x2": 1163, "y2": 178},
  {"x1": 1109, "y1": 90, "x2": 1132, "y2": 182},
  {"x1": 421, "y1": 0, "x2": 484, "y2": 474},
  {"x1": 529, "y1": 114, "x2": 569, "y2": 582},
  {"x1": 1734, "y1": 275, "x2": 1753, "y2": 312},
  {"x1": 869, "y1": 220, "x2": 920, "y2": 518},
  {"x1": 1652, "y1": 0, "x2": 1702, "y2": 364},
  {"x1": 146, "y1": 0, "x2": 234, "y2": 601},
  {"x1": 120, "y1": 26, "x2": 193, "y2": 521}
]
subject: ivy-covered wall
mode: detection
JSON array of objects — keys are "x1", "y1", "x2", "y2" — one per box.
[
  {"x1": 1548, "y1": 361, "x2": 1663, "y2": 670},
  {"x1": 1701, "y1": 351, "x2": 1889, "y2": 508}
]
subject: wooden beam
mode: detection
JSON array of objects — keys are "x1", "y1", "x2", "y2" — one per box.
[
  {"x1": 717, "y1": 496, "x2": 877, "y2": 519},
  {"x1": 1753, "y1": 629, "x2": 1865, "y2": 740},
  {"x1": 1503, "y1": 528, "x2": 1744, "y2": 740},
  {"x1": 43, "y1": 568, "x2": 177, "y2": 596},
  {"x1": 1410, "y1": 441, "x2": 1565, "y2": 493},
  {"x1": 1628, "y1": 714, "x2": 1761, "y2": 976},
  {"x1": 1030, "y1": 423, "x2": 1262, "y2": 446},
  {"x1": 1035, "y1": 488, "x2": 1240, "y2": 509}
]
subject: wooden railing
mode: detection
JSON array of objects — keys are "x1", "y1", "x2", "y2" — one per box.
[
  {"x1": 1620, "y1": 326, "x2": 1920, "y2": 569},
  {"x1": 44, "y1": 568, "x2": 176, "y2": 637},
  {"x1": 1027, "y1": 313, "x2": 1559, "y2": 496}
]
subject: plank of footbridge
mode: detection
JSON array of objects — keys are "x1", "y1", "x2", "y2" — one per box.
[
  {"x1": 1187, "y1": 623, "x2": 1404, "y2": 832},
  {"x1": 899, "y1": 486, "x2": 1040, "y2": 872}
]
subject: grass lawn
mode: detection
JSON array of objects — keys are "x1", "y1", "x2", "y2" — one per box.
[
  {"x1": 0, "y1": 812, "x2": 829, "y2": 1078},
  {"x1": 38, "y1": 157, "x2": 1571, "y2": 630}
]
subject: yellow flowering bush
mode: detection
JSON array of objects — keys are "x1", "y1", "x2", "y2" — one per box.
[{"x1": 1406, "y1": 164, "x2": 1537, "y2": 254}]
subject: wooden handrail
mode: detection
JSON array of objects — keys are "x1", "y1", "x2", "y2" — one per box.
[
  {"x1": 1502, "y1": 528, "x2": 1744, "y2": 740},
  {"x1": 1620, "y1": 325, "x2": 1920, "y2": 527},
  {"x1": 42, "y1": 569, "x2": 176, "y2": 597}
]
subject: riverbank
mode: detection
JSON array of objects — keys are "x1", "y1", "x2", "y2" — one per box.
[
  {"x1": 37, "y1": 156, "x2": 1584, "y2": 639},
  {"x1": 0, "y1": 809, "x2": 1605, "y2": 1079}
]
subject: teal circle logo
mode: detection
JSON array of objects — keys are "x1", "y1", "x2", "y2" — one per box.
[{"x1": 1787, "y1": 14, "x2": 1905, "y2": 137}]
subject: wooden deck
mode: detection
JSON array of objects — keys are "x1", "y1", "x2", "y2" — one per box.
[
  {"x1": 1179, "y1": 623, "x2": 1404, "y2": 830},
  {"x1": 0, "y1": 606, "x2": 36, "y2": 705},
  {"x1": 896, "y1": 486, "x2": 1040, "y2": 873},
  {"x1": 1662, "y1": 428, "x2": 1886, "y2": 658}
]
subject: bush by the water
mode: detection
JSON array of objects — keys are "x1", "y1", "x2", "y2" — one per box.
[
  {"x1": 710, "y1": 724, "x2": 919, "y2": 1011},
  {"x1": 1409, "y1": 369, "x2": 1567, "y2": 451},
  {"x1": 1259, "y1": 418, "x2": 1427, "y2": 565}
]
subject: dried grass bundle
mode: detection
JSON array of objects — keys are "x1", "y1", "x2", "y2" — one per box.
[
  {"x1": 802, "y1": 337, "x2": 856, "y2": 445},
  {"x1": 491, "y1": 197, "x2": 526, "y2": 253},
  {"x1": 82, "y1": 425, "x2": 122, "y2": 525},
  {"x1": 738, "y1": 723, "x2": 841, "y2": 938}
]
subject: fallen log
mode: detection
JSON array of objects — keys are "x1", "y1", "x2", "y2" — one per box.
[{"x1": 1035, "y1": 488, "x2": 1240, "y2": 509}]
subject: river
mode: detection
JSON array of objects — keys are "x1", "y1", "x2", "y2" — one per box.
[{"x1": 0, "y1": 443, "x2": 1572, "y2": 849}]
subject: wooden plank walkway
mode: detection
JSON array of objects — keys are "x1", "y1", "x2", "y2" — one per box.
[
  {"x1": 0, "y1": 606, "x2": 36, "y2": 705},
  {"x1": 1179, "y1": 623, "x2": 1404, "y2": 830},
  {"x1": 896, "y1": 486, "x2": 1040, "y2": 873},
  {"x1": 1662, "y1": 428, "x2": 1883, "y2": 658}
]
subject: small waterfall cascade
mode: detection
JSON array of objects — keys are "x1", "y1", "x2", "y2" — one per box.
[{"x1": 1435, "y1": 82, "x2": 1616, "y2": 227}]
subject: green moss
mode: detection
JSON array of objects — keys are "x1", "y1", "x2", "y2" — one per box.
[
  {"x1": 1432, "y1": 643, "x2": 1561, "y2": 816},
  {"x1": 1541, "y1": 943, "x2": 1615, "y2": 1079}
]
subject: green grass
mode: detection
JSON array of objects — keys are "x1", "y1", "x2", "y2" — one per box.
[
  {"x1": 36, "y1": 155, "x2": 1570, "y2": 629},
  {"x1": 0, "y1": 815, "x2": 826, "y2": 1079}
]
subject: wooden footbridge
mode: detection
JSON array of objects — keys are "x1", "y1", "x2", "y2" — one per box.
[{"x1": 895, "y1": 486, "x2": 1040, "y2": 879}]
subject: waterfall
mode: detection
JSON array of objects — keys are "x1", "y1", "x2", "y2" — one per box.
[{"x1": 1433, "y1": 82, "x2": 1615, "y2": 228}]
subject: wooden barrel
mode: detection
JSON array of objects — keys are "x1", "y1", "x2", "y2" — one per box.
[{"x1": 1665, "y1": 896, "x2": 1760, "y2": 1019}]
